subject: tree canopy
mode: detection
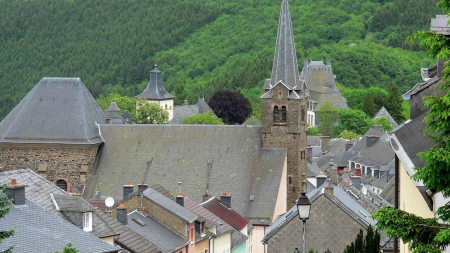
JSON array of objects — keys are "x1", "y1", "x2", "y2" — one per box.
[
  {"x1": 343, "y1": 226, "x2": 380, "y2": 253},
  {"x1": 317, "y1": 102, "x2": 338, "y2": 137},
  {"x1": 0, "y1": 184, "x2": 15, "y2": 253},
  {"x1": 135, "y1": 99, "x2": 169, "y2": 124},
  {"x1": 180, "y1": 113, "x2": 224, "y2": 125},
  {"x1": 209, "y1": 90, "x2": 251, "y2": 125},
  {"x1": 334, "y1": 109, "x2": 373, "y2": 136}
]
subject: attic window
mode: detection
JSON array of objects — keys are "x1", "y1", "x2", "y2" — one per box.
[
  {"x1": 83, "y1": 212, "x2": 93, "y2": 232},
  {"x1": 56, "y1": 179, "x2": 68, "y2": 191}
]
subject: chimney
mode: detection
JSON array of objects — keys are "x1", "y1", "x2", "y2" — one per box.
[
  {"x1": 316, "y1": 172, "x2": 327, "y2": 187},
  {"x1": 371, "y1": 124, "x2": 383, "y2": 131},
  {"x1": 321, "y1": 135, "x2": 330, "y2": 153},
  {"x1": 345, "y1": 141, "x2": 353, "y2": 151},
  {"x1": 5, "y1": 179, "x2": 27, "y2": 206},
  {"x1": 354, "y1": 164, "x2": 361, "y2": 176},
  {"x1": 350, "y1": 175, "x2": 361, "y2": 189},
  {"x1": 366, "y1": 135, "x2": 379, "y2": 147},
  {"x1": 176, "y1": 182, "x2": 184, "y2": 207},
  {"x1": 303, "y1": 59, "x2": 308, "y2": 69},
  {"x1": 105, "y1": 118, "x2": 111, "y2": 124},
  {"x1": 307, "y1": 146, "x2": 312, "y2": 164},
  {"x1": 116, "y1": 204, "x2": 128, "y2": 225},
  {"x1": 123, "y1": 182, "x2": 134, "y2": 199},
  {"x1": 324, "y1": 180, "x2": 333, "y2": 197},
  {"x1": 220, "y1": 192, "x2": 231, "y2": 208},
  {"x1": 203, "y1": 183, "x2": 211, "y2": 202},
  {"x1": 183, "y1": 99, "x2": 189, "y2": 105},
  {"x1": 138, "y1": 181, "x2": 148, "y2": 193},
  {"x1": 438, "y1": 58, "x2": 445, "y2": 78}
]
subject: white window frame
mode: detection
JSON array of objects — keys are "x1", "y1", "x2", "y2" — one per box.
[{"x1": 83, "y1": 212, "x2": 93, "y2": 232}]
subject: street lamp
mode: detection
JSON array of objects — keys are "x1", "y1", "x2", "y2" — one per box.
[
  {"x1": 293, "y1": 248, "x2": 300, "y2": 253},
  {"x1": 296, "y1": 192, "x2": 311, "y2": 253}
]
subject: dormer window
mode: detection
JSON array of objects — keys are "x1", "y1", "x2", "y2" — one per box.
[{"x1": 83, "y1": 212, "x2": 93, "y2": 232}]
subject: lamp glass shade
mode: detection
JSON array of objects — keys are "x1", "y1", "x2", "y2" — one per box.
[
  {"x1": 294, "y1": 248, "x2": 300, "y2": 253},
  {"x1": 297, "y1": 192, "x2": 311, "y2": 220}
]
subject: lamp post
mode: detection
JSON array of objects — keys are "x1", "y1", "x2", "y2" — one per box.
[
  {"x1": 296, "y1": 192, "x2": 311, "y2": 253},
  {"x1": 293, "y1": 248, "x2": 300, "y2": 253}
]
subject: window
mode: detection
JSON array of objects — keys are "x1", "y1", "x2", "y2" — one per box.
[
  {"x1": 165, "y1": 104, "x2": 167, "y2": 110},
  {"x1": 288, "y1": 176, "x2": 292, "y2": 185},
  {"x1": 301, "y1": 150, "x2": 305, "y2": 160},
  {"x1": 281, "y1": 106, "x2": 286, "y2": 123},
  {"x1": 83, "y1": 212, "x2": 93, "y2": 232},
  {"x1": 301, "y1": 107, "x2": 305, "y2": 122},
  {"x1": 56, "y1": 179, "x2": 68, "y2": 191},
  {"x1": 273, "y1": 106, "x2": 279, "y2": 123}
]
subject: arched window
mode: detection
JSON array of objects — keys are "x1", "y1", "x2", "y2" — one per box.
[
  {"x1": 281, "y1": 106, "x2": 286, "y2": 123},
  {"x1": 301, "y1": 108, "x2": 305, "y2": 122},
  {"x1": 56, "y1": 179, "x2": 68, "y2": 191},
  {"x1": 273, "y1": 106, "x2": 279, "y2": 123}
]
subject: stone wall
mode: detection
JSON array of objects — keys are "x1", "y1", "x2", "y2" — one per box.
[{"x1": 0, "y1": 145, "x2": 98, "y2": 194}]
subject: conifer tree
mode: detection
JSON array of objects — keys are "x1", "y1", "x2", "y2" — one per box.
[
  {"x1": 343, "y1": 226, "x2": 380, "y2": 253},
  {"x1": 0, "y1": 184, "x2": 15, "y2": 253},
  {"x1": 384, "y1": 83, "x2": 405, "y2": 124}
]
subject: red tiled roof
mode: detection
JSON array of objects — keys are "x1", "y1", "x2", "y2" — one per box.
[{"x1": 201, "y1": 197, "x2": 249, "y2": 231}]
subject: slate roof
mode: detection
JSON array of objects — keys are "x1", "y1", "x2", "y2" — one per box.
[
  {"x1": 299, "y1": 60, "x2": 337, "y2": 90},
  {"x1": 127, "y1": 210, "x2": 188, "y2": 252},
  {"x1": 269, "y1": 0, "x2": 300, "y2": 89},
  {"x1": 308, "y1": 87, "x2": 349, "y2": 111},
  {"x1": 373, "y1": 106, "x2": 398, "y2": 128},
  {"x1": 135, "y1": 67, "x2": 174, "y2": 100},
  {"x1": 0, "y1": 77, "x2": 107, "y2": 144},
  {"x1": 201, "y1": 197, "x2": 249, "y2": 230},
  {"x1": 53, "y1": 194, "x2": 95, "y2": 212},
  {"x1": 142, "y1": 188, "x2": 198, "y2": 223},
  {"x1": 0, "y1": 169, "x2": 116, "y2": 238},
  {"x1": 0, "y1": 200, "x2": 120, "y2": 253},
  {"x1": 171, "y1": 99, "x2": 213, "y2": 124},
  {"x1": 86, "y1": 124, "x2": 286, "y2": 225}
]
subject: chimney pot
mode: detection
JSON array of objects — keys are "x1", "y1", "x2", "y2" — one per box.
[
  {"x1": 6, "y1": 181, "x2": 27, "y2": 205},
  {"x1": 138, "y1": 182, "x2": 148, "y2": 193},
  {"x1": 11, "y1": 179, "x2": 16, "y2": 185},
  {"x1": 123, "y1": 183, "x2": 134, "y2": 199}
]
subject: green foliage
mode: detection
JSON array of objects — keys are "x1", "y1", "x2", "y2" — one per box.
[
  {"x1": 373, "y1": 117, "x2": 393, "y2": 131},
  {"x1": 53, "y1": 243, "x2": 79, "y2": 253},
  {"x1": 173, "y1": 76, "x2": 188, "y2": 106},
  {"x1": 335, "y1": 109, "x2": 373, "y2": 135},
  {"x1": 308, "y1": 249, "x2": 318, "y2": 253},
  {"x1": 96, "y1": 93, "x2": 137, "y2": 116},
  {"x1": 180, "y1": 113, "x2": 224, "y2": 125},
  {"x1": 317, "y1": 102, "x2": 338, "y2": 137},
  {"x1": 209, "y1": 90, "x2": 251, "y2": 125},
  {"x1": 0, "y1": 184, "x2": 15, "y2": 253},
  {"x1": 385, "y1": 83, "x2": 405, "y2": 124},
  {"x1": 307, "y1": 127, "x2": 319, "y2": 136},
  {"x1": 338, "y1": 130, "x2": 360, "y2": 139},
  {"x1": 343, "y1": 226, "x2": 380, "y2": 253},
  {"x1": 135, "y1": 99, "x2": 169, "y2": 124}
]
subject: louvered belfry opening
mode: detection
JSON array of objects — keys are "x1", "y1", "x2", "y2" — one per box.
[
  {"x1": 281, "y1": 106, "x2": 287, "y2": 123},
  {"x1": 273, "y1": 106, "x2": 279, "y2": 123}
]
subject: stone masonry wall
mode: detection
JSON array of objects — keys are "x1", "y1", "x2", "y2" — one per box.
[
  {"x1": 267, "y1": 194, "x2": 367, "y2": 253},
  {"x1": 0, "y1": 145, "x2": 98, "y2": 194}
]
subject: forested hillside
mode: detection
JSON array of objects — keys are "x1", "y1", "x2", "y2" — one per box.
[{"x1": 0, "y1": 0, "x2": 440, "y2": 120}]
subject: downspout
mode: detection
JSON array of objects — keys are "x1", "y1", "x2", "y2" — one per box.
[
  {"x1": 394, "y1": 154, "x2": 399, "y2": 253},
  {"x1": 96, "y1": 122, "x2": 105, "y2": 142}
]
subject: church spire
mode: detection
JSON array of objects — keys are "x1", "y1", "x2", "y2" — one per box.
[{"x1": 270, "y1": 0, "x2": 299, "y2": 89}]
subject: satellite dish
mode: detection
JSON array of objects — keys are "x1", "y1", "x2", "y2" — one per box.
[
  {"x1": 361, "y1": 186, "x2": 368, "y2": 196},
  {"x1": 105, "y1": 197, "x2": 114, "y2": 208}
]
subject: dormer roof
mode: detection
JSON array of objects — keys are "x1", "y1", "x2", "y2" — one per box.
[{"x1": 135, "y1": 67, "x2": 175, "y2": 100}]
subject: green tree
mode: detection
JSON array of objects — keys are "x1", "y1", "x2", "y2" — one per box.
[
  {"x1": 180, "y1": 113, "x2": 224, "y2": 125},
  {"x1": 335, "y1": 109, "x2": 373, "y2": 135},
  {"x1": 173, "y1": 76, "x2": 187, "y2": 106},
  {"x1": 343, "y1": 226, "x2": 380, "y2": 253},
  {"x1": 338, "y1": 130, "x2": 360, "y2": 139},
  {"x1": 317, "y1": 102, "x2": 339, "y2": 137},
  {"x1": 373, "y1": 117, "x2": 393, "y2": 131},
  {"x1": 384, "y1": 83, "x2": 405, "y2": 124},
  {"x1": 373, "y1": 1, "x2": 450, "y2": 252},
  {"x1": 307, "y1": 127, "x2": 319, "y2": 136},
  {"x1": 53, "y1": 243, "x2": 79, "y2": 253},
  {"x1": 96, "y1": 93, "x2": 137, "y2": 116},
  {"x1": 0, "y1": 184, "x2": 15, "y2": 253},
  {"x1": 135, "y1": 99, "x2": 169, "y2": 124},
  {"x1": 209, "y1": 90, "x2": 251, "y2": 125}
]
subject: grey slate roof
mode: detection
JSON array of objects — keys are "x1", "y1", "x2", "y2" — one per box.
[
  {"x1": 171, "y1": 99, "x2": 214, "y2": 124},
  {"x1": 127, "y1": 210, "x2": 188, "y2": 253},
  {"x1": 135, "y1": 67, "x2": 174, "y2": 100},
  {"x1": 0, "y1": 200, "x2": 120, "y2": 253},
  {"x1": 0, "y1": 169, "x2": 116, "y2": 238},
  {"x1": 373, "y1": 106, "x2": 398, "y2": 128},
  {"x1": 85, "y1": 124, "x2": 286, "y2": 225},
  {"x1": 269, "y1": 0, "x2": 300, "y2": 89},
  {"x1": 53, "y1": 194, "x2": 95, "y2": 212},
  {"x1": 142, "y1": 188, "x2": 198, "y2": 223},
  {"x1": 0, "y1": 77, "x2": 106, "y2": 144}
]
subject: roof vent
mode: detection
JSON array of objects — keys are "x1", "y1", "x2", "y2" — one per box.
[
  {"x1": 249, "y1": 195, "x2": 255, "y2": 201},
  {"x1": 132, "y1": 217, "x2": 146, "y2": 226}
]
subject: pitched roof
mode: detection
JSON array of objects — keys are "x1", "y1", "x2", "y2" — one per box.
[
  {"x1": 142, "y1": 188, "x2": 198, "y2": 223},
  {"x1": 201, "y1": 197, "x2": 249, "y2": 230},
  {"x1": 0, "y1": 200, "x2": 120, "y2": 253},
  {"x1": 127, "y1": 210, "x2": 188, "y2": 252},
  {"x1": 0, "y1": 169, "x2": 116, "y2": 238},
  {"x1": 135, "y1": 67, "x2": 174, "y2": 100},
  {"x1": 171, "y1": 98, "x2": 213, "y2": 124},
  {"x1": 85, "y1": 124, "x2": 286, "y2": 225},
  {"x1": 0, "y1": 77, "x2": 106, "y2": 145},
  {"x1": 373, "y1": 106, "x2": 398, "y2": 128},
  {"x1": 270, "y1": 0, "x2": 300, "y2": 89}
]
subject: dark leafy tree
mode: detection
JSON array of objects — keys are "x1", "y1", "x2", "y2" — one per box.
[
  {"x1": 385, "y1": 83, "x2": 405, "y2": 124},
  {"x1": 209, "y1": 90, "x2": 251, "y2": 125}
]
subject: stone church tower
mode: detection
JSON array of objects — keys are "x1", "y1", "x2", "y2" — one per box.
[{"x1": 261, "y1": 0, "x2": 308, "y2": 206}]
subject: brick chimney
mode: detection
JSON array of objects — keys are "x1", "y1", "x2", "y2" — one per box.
[
  {"x1": 220, "y1": 192, "x2": 231, "y2": 208},
  {"x1": 116, "y1": 204, "x2": 128, "y2": 225},
  {"x1": 123, "y1": 182, "x2": 134, "y2": 199},
  {"x1": 354, "y1": 164, "x2": 361, "y2": 176},
  {"x1": 324, "y1": 180, "x2": 333, "y2": 197},
  {"x1": 350, "y1": 175, "x2": 361, "y2": 188},
  {"x1": 5, "y1": 179, "x2": 27, "y2": 206},
  {"x1": 138, "y1": 181, "x2": 148, "y2": 193},
  {"x1": 321, "y1": 135, "x2": 330, "y2": 153},
  {"x1": 366, "y1": 135, "x2": 379, "y2": 147},
  {"x1": 183, "y1": 99, "x2": 189, "y2": 106},
  {"x1": 176, "y1": 182, "x2": 184, "y2": 207}
]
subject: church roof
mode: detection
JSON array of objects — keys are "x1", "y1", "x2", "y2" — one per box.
[
  {"x1": 135, "y1": 67, "x2": 175, "y2": 100},
  {"x1": 299, "y1": 60, "x2": 337, "y2": 89},
  {"x1": 85, "y1": 124, "x2": 286, "y2": 225},
  {"x1": 0, "y1": 77, "x2": 106, "y2": 145},
  {"x1": 270, "y1": 0, "x2": 300, "y2": 89}
]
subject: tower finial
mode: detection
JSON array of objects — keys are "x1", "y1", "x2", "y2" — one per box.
[{"x1": 154, "y1": 63, "x2": 157, "y2": 68}]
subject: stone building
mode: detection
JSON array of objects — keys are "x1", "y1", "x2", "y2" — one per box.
[
  {"x1": 261, "y1": 0, "x2": 308, "y2": 204},
  {"x1": 0, "y1": 77, "x2": 107, "y2": 194},
  {"x1": 135, "y1": 65, "x2": 175, "y2": 121}
]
